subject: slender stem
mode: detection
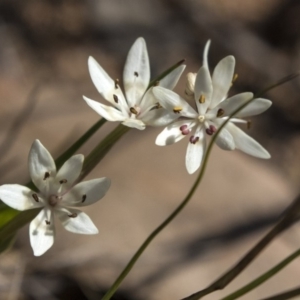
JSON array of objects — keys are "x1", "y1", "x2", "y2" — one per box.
[
  {"x1": 181, "y1": 195, "x2": 300, "y2": 300},
  {"x1": 220, "y1": 248, "x2": 300, "y2": 300},
  {"x1": 261, "y1": 286, "x2": 300, "y2": 300}
]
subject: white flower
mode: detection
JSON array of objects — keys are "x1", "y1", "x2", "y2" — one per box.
[
  {"x1": 83, "y1": 37, "x2": 185, "y2": 130},
  {"x1": 153, "y1": 41, "x2": 272, "y2": 174},
  {"x1": 0, "y1": 140, "x2": 111, "y2": 256}
]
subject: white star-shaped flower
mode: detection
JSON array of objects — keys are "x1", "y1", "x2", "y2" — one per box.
[
  {"x1": 83, "y1": 37, "x2": 185, "y2": 130},
  {"x1": 153, "y1": 41, "x2": 272, "y2": 174},
  {"x1": 0, "y1": 140, "x2": 111, "y2": 256}
]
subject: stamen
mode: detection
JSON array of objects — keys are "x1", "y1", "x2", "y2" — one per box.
[
  {"x1": 68, "y1": 213, "x2": 77, "y2": 218},
  {"x1": 189, "y1": 135, "x2": 199, "y2": 144},
  {"x1": 82, "y1": 194, "x2": 87, "y2": 203},
  {"x1": 199, "y1": 95, "x2": 205, "y2": 104},
  {"x1": 113, "y1": 94, "x2": 119, "y2": 103},
  {"x1": 114, "y1": 79, "x2": 119, "y2": 89},
  {"x1": 154, "y1": 81, "x2": 160, "y2": 86},
  {"x1": 155, "y1": 102, "x2": 162, "y2": 109},
  {"x1": 206, "y1": 125, "x2": 217, "y2": 135},
  {"x1": 43, "y1": 172, "x2": 50, "y2": 180},
  {"x1": 173, "y1": 106, "x2": 182, "y2": 114},
  {"x1": 232, "y1": 73, "x2": 238, "y2": 83},
  {"x1": 32, "y1": 193, "x2": 39, "y2": 202},
  {"x1": 247, "y1": 120, "x2": 251, "y2": 129},
  {"x1": 134, "y1": 71, "x2": 139, "y2": 77},
  {"x1": 179, "y1": 124, "x2": 191, "y2": 136},
  {"x1": 59, "y1": 179, "x2": 67, "y2": 184},
  {"x1": 45, "y1": 220, "x2": 51, "y2": 225},
  {"x1": 130, "y1": 107, "x2": 138, "y2": 115},
  {"x1": 217, "y1": 108, "x2": 225, "y2": 117}
]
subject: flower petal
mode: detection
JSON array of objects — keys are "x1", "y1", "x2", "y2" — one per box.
[
  {"x1": 203, "y1": 40, "x2": 211, "y2": 69},
  {"x1": 28, "y1": 140, "x2": 56, "y2": 192},
  {"x1": 140, "y1": 108, "x2": 178, "y2": 127},
  {"x1": 83, "y1": 96, "x2": 127, "y2": 121},
  {"x1": 62, "y1": 178, "x2": 111, "y2": 207},
  {"x1": 56, "y1": 154, "x2": 83, "y2": 188},
  {"x1": 152, "y1": 87, "x2": 198, "y2": 118},
  {"x1": 123, "y1": 37, "x2": 150, "y2": 107},
  {"x1": 88, "y1": 56, "x2": 127, "y2": 109},
  {"x1": 236, "y1": 98, "x2": 272, "y2": 118},
  {"x1": 159, "y1": 65, "x2": 186, "y2": 90},
  {"x1": 122, "y1": 118, "x2": 146, "y2": 130},
  {"x1": 156, "y1": 120, "x2": 195, "y2": 146},
  {"x1": 30, "y1": 208, "x2": 55, "y2": 256},
  {"x1": 186, "y1": 125, "x2": 206, "y2": 174},
  {"x1": 0, "y1": 184, "x2": 42, "y2": 211},
  {"x1": 210, "y1": 56, "x2": 235, "y2": 109},
  {"x1": 227, "y1": 123, "x2": 271, "y2": 158},
  {"x1": 215, "y1": 127, "x2": 235, "y2": 150},
  {"x1": 56, "y1": 208, "x2": 98, "y2": 234},
  {"x1": 194, "y1": 66, "x2": 213, "y2": 114}
]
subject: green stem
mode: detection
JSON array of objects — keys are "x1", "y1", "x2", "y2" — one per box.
[
  {"x1": 220, "y1": 248, "x2": 300, "y2": 300},
  {"x1": 261, "y1": 286, "x2": 300, "y2": 300}
]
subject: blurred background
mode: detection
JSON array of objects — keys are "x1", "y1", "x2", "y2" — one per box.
[{"x1": 0, "y1": 0, "x2": 300, "y2": 299}]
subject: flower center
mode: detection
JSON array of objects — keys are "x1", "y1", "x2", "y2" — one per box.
[
  {"x1": 48, "y1": 194, "x2": 59, "y2": 207},
  {"x1": 198, "y1": 115, "x2": 205, "y2": 123}
]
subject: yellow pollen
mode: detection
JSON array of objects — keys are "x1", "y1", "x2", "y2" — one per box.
[
  {"x1": 199, "y1": 95, "x2": 205, "y2": 104},
  {"x1": 173, "y1": 106, "x2": 182, "y2": 114}
]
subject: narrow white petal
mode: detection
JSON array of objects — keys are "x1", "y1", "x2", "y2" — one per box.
[
  {"x1": 140, "y1": 108, "x2": 178, "y2": 127},
  {"x1": 215, "y1": 128, "x2": 235, "y2": 150},
  {"x1": 236, "y1": 98, "x2": 272, "y2": 118},
  {"x1": 123, "y1": 37, "x2": 150, "y2": 107},
  {"x1": 0, "y1": 184, "x2": 42, "y2": 211},
  {"x1": 194, "y1": 66, "x2": 213, "y2": 114},
  {"x1": 56, "y1": 154, "x2": 83, "y2": 188},
  {"x1": 122, "y1": 118, "x2": 146, "y2": 130},
  {"x1": 186, "y1": 126, "x2": 206, "y2": 174},
  {"x1": 83, "y1": 96, "x2": 127, "y2": 121},
  {"x1": 159, "y1": 65, "x2": 186, "y2": 90},
  {"x1": 227, "y1": 123, "x2": 271, "y2": 158},
  {"x1": 210, "y1": 56, "x2": 235, "y2": 109},
  {"x1": 156, "y1": 120, "x2": 195, "y2": 146},
  {"x1": 88, "y1": 57, "x2": 128, "y2": 109},
  {"x1": 56, "y1": 208, "x2": 98, "y2": 234},
  {"x1": 62, "y1": 178, "x2": 111, "y2": 207},
  {"x1": 153, "y1": 87, "x2": 198, "y2": 118},
  {"x1": 28, "y1": 140, "x2": 56, "y2": 192},
  {"x1": 30, "y1": 208, "x2": 55, "y2": 256},
  {"x1": 203, "y1": 40, "x2": 211, "y2": 69}
]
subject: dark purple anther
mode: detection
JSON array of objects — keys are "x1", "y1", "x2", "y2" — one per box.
[
  {"x1": 189, "y1": 135, "x2": 199, "y2": 144},
  {"x1": 180, "y1": 124, "x2": 190, "y2": 135}
]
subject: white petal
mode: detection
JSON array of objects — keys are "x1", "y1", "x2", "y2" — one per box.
[
  {"x1": 236, "y1": 98, "x2": 272, "y2": 118},
  {"x1": 156, "y1": 120, "x2": 195, "y2": 146},
  {"x1": 210, "y1": 56, "x2": 235, "y2": 109},
  {"x1": 30, "y1": 208, "x2": 55, "y2": 256},
  {"x1": 56, "y1": 154, "x2": 83, "y2": 188},
  {"x1": 203, "y1": 40, "x2": 211, "y2": 69},
  {"x1": 159, "y1": 65, "x2": 186, "y2": 90},
  {"x1": 186, "y1": 126, "x2": 206, "y2": 174},
  {"x1": 141, "y1": 108, "x2": 178, "y2": 127},
  {"x1": 194, "y1": 66, "x2": 213, "y2": 114},
  {"x1": 56, "y1": 208, "x2": 98, "y2": 234},
  {"x1": 122, "y1": 118, "x2": 146, "y2": 130},
  {"x1": 83, "y1": 96, "x2": 127, "y2": 121},
  {"x1": 0, "y1": 184, "x2": 42, "y2": 211},
  {"x1": 153, "y1": 87, "x2": 198, "y2": 118},
  {"x1": 62, "y1": 178, "x2": 111, "y2": 207},
  {"x1": 28, "y1": 140, "x2": 56, "y2": 192},
  {"x1": 215, "y1": 128, "x2": 235, "y2": 150},
  {"x1": 227, "y1": 123, "x2": 271, "y2": 158},
  {"x1": 123, "y1": 37, "x2": 150, "y2": 107}
]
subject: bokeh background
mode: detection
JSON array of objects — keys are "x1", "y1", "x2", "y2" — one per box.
[{"x1": 0, "y1": 0, "x2": 300, "y2": 299}]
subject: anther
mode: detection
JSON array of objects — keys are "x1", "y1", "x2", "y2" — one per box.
[
  {"x1": 130, "y1": 107, "x2": 138, "y2": 114},
  {"x1": 180, "y1": 125, "x2": 191, "y2": 136},
  {"x1": 113, "y1": 94, "x2": 119, "y2": 103},
  {"x1": 59, "y1": 179, "x2": 67, "y2": 184},
  {"x1": 43, "y1": 172, "x2": 50, "y2": 180},
  {"x1": 189, "y1": 135, "x2": 199, "y2": 144},
  {"x1": 68, "y1": 213, "x2": 77, "y2": 218},
  {"x1": 45, "y1": 220, "x2": 51, "y2": 225},
  {"x1": 155, "y1": 102, "x2": 162, "y2": 109},
  {"x1": 173, "y1": 106, "x2": 182, "y2": 114},
  {"x1": 232, "y1": 73, "x2": 238, "y2": 83},
  {"x1": 199, "y1": 95, "x2": 205, "y2": 104},
  {"x1": 134, "y1": 71, "x2": 139, "y2": 77},
  {"x1": 82, "y1": 194, "x2": 87, "y2": 203},
  {"x1": 217, "y1": 108, "x2": 225, "y2": 117},
  {"x1": 154, "y1": 81, "x2": 160, "y2": 86},
  {"x1": 114, "y1": 79, "x2": 119, "y2": 89},
  {"x1": 32, "y1": 193, "x2": 39, "y2": 202},
  {"x1": 206, "y1": 125, "x2": 217, "y2": 135},
  {"x1": 247, "y1": 120, "x2": 251, "y2": 129}
]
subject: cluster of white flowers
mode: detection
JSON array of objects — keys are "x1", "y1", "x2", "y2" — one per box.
[{"x1": 0, "y1": 37, "x2": 271, "y2": 256}]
